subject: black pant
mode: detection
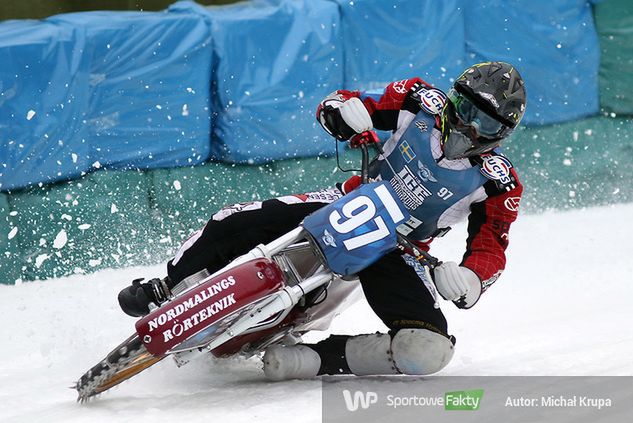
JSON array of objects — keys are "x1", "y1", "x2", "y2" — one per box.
[{"x1": 167, "y1": 198, "x2": 448, "y2": 336}]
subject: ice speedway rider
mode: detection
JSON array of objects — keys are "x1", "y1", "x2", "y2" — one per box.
[{"x1": 118, "y1": 61, "x2": 527, "y2": 379}]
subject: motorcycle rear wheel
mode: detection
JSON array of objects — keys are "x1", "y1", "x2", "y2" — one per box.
[{"x1": 75, "y1": 334, "x2": 164, "y2": 402}]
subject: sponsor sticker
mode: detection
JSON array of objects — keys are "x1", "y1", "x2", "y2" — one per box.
[
  {"x1": 418, "y1": 88, "x2": 446, "y2": 115},
  {"x1": 144, "y1": 275, "x2": 239, "y2": 344},
  {"x1": 480, "y1": 155, "x2": 513, "y2": 184},
  {"x1": 504, "y1": 197, "x2": 521, "y2": 212}
]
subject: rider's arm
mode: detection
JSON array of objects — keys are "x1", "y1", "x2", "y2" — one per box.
[
  {"x1": 456, "y1": 169, "x2": 523, "y2": 309},
  {"x1": 316, "y1": 77, "x2": 435, "y2": 139}
]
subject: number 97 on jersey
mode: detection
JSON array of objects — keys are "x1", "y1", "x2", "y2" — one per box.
[{"x1": 303, "y1": 181, "x2": 410, "y2": 276}]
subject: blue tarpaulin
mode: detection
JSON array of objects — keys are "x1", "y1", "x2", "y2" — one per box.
[
  {"x1": 464, "y1": 0, "x2": 600, "y2": 125},
  {"x1": 331, "y1": 0, "x2": 599, "y2": 125},
  {"x1": 0, "y1": 2, "x2": 212, "y2": 191},
  {"x1": 207, "y1": 0, "x2": 342, "y2": 163},
  {"x1": 330, "y1": 0, "x2": 466, "y2": 93}
]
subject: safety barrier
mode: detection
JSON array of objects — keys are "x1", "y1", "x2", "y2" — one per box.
[{"x1": 594, "y1": 0, "x2": 633, "y2": 114}]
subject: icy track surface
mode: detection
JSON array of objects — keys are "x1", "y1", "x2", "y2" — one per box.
[{"x1": 2, "y1": 203, "x2": 632, "y2": 422}]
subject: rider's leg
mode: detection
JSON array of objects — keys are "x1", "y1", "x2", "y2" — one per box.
[
  {"x1": 165, "y1": 198, "x2": 326, "y2": 284},
  {"x1": 118, "y1": 197, "x2": 327, "y2": 316},
  {"x1": 263, "y1": 251, "x2": 455, "y2": 379}
]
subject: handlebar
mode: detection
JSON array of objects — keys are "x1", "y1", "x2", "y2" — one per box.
[{"x1": 349, "y1": 131, "x2": 380, "y2": 184}]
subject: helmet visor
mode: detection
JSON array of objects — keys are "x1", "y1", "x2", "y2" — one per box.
[
  {"x1": 443, "y1": 129, "x2": 501, "y2": 160},
  {"x1": 447, "y1": 88, "x2": 512, "y2": 139}
]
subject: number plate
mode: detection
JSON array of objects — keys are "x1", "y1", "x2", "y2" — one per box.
[{"x1": 303, "y1": 181, "x2": 409, "y2": 275}]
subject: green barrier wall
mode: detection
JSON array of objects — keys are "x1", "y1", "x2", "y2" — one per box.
[
  {"x1": 1, "y1": 115, "x2": 631, "y2": 284},
  {"x1": 508, "y1": 116, "x2": 633, "y2": 211},
  {"x1": 594, "y1": 0, "x2": 633, "y2": 114},
  {"x1": 149, "y1": 157, "x2": 346, "y2": 243},
  {"x1": 4, "y1": 171, "x2": 164, "y2": 282},
  {"x1": 0, "y1": 193, "x2": 21, "y2": 284}
]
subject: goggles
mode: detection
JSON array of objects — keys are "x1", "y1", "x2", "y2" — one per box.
[{"x1": 446, "y1": 88, "x2": 512, "y2": 140}]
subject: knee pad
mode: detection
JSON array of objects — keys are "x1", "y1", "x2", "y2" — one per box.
[
  {"x1": 344, "y1": 329, "x2": 454, "y2": 376},
  {"x1": 391, "y1": 328, "x2": 455, "y2": 375},
  {"x1": 345, "y1": 333, "x2": 400, "y2": 375}
]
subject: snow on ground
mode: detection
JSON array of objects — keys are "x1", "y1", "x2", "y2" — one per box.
[{"x1": 1, "y1": 203, "x2": 632, "y2": 422}]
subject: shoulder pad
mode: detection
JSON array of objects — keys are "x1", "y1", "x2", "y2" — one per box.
[
  {"x1": 477, "y1": 152, "x2": 518, "y2": 192},
  {"x1": 409, "y1": 82, "x2": 447, "y2": 115}
]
